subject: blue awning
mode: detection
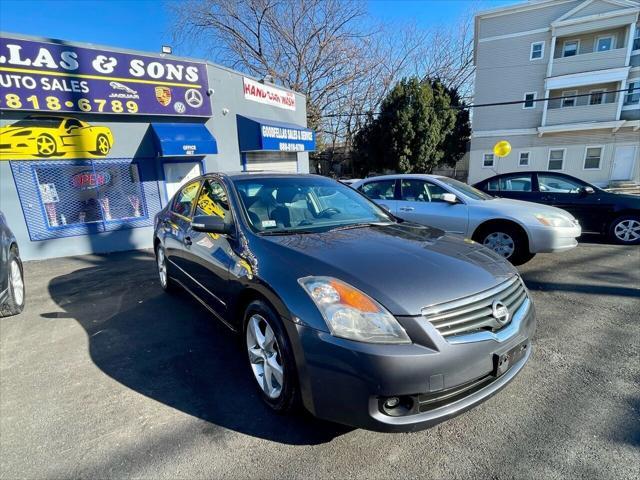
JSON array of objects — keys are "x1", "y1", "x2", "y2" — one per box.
[
  {"x1": 151, "y1": 123, "x2": 218, "y2": 157},
  {"x1": 237, "y1": 115, "x2": 315, "y2": 152}
]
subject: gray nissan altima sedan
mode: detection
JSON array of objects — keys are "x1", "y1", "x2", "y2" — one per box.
[{"x1": 153, "y1": 173, "x2": 536, "y2": 432}]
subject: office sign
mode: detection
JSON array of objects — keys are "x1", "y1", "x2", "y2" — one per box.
[
  {"x1": 0, "y1": 37, "x2": 211, "y2": 116},
  {"x1": 243, "y1": 77, "x2": 296, "y2": 111}
]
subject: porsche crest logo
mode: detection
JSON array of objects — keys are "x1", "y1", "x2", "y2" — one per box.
[{"x1": 155, "y1": 86, "x2": 172, "y2": 106}]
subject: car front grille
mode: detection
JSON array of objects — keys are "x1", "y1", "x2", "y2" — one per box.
[{"x1": 422, "y1": 276, "x2": 528, "y2": 338}]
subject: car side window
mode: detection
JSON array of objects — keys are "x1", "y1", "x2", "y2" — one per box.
[
  {"x1": 538, "y1": 174, "x2": 582, "y2": 193},
  {"x1": 499, "y1": 175, "x2": 532, "y2": 192},
  {"x1": 64, "y1": 119, "x2": 82, "y2": 130},
  {"x1": 424, "y1": 182, "x2": 450, "y2": 202},
  {"x1": 195, "y1": 179, "x2": 233, "y2": 224},
  {"x1": 400, "y1": 180, "x2": 429, "y2": 201},
  {"x1": 171, "y1": 181, "x2": 200, "y2": 218},
  {"x1": 487, "y1": 179, "x2": 499, "y2": 191},
  {"x1": 359, "y1": 180, "x2": 396, "y2": 200}
]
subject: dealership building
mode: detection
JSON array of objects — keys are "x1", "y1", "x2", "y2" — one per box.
[{"x1": 0, "y1": 33, "x2": 314, "y2": 260}]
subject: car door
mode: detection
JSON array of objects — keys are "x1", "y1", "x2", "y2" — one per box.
[
  {"x1": 535, "y1": 173, "x2": 601, "y2": 231},
  {"x1": 180, "y1": 178, "x2": 238, "y2": 317},
  {"x1": 396, "y1": 179, "x2": 468, "y2": 234},
  {"x1": 357, "y1": 179, "x2": 400, "y2": 214},
  {"x1": 496, "y1": 173, "x2": 537, "y2": 202},
  {"x1": 163, "y1": 180, "x2": 201, "y2": 283}
]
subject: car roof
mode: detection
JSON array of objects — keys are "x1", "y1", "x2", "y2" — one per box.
[
  {"x1": 207, "y1": 171, "x2": 329, "y2": 181},
  {"x1": 355, "y1": 174, "x2": 445, "y2": 182}
]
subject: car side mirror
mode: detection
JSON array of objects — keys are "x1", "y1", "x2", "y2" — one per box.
[
  {"x1": 191, "y1": 215, "x2": 232, "y2": 235},
  {"x1": 442, "y1": 193, "x2": 458, "y2": 204},
  {"x1": 581, "y1": 186, "x2": 595, "y2": 194}
]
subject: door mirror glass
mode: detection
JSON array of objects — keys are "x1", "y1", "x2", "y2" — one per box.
[
  {"x1": 191, "y1": 215, "x2": 231, "y2": 234},
  {"x1": 581, "y1": 186, "x2": 595, "y2": 194},
  {"x1": 442, "y1": 193, "x2": 457, "y2": 204}
]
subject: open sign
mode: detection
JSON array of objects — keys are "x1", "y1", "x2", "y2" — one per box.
[{"x1": 71, "y1": 170, "x2": 112, "y2": 189}]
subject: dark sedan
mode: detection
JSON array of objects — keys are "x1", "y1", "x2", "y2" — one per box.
[
  {"x1": 0, "y1": 211, "x2": 25, "y2": 317},
  {"x1": 473, "y1": 172, "x2": 640, "y2": 245},
  {"x1": 153, "y1": 173, "x2": 536, "y2": 432}
]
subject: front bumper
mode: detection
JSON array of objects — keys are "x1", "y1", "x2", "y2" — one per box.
[
  {"x1": 290, "y1": 299, "x2": 536, "y2": 432},
  {"x1": 528, "y1": 224, "x2": 581, "y2": 253}
]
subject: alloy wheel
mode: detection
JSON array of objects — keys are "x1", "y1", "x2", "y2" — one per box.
[
  {"x1": 97, "y1": 136, "x2": 110, "y2": 155},
  {"x1": 10, "y1": 259, "x2": 24, "y2": 306},
  {"x1": 483, "y1": 232, "x2": 515, "y2": 258},
  {"x1": 36, "y1": 135, "x2": 56, "y2": 156},
  {"x1": 246, "y1": 314, "x2": 284, "y2": 399},
  {"x1": 157, "y1": 248, "x2": 167, "y2": 288},
  {"x1": 614, "y1": 219, "x2": 640, "y2": 243}
]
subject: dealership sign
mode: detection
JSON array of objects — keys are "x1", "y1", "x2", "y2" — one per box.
[
  {"x1": 0, "y1": 37, "x2": 211, "y2": 116},
  {"x1": 260, "y1": 124, "x2": 314, "y2": 151},
  {"x1": 243, "y1": 77, "x2": 296, "y2": 111}
]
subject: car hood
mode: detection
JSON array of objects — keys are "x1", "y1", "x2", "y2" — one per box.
[
  {"x1": 478, "y1": 197, "x2": 576, "y2": 220},
  {"x1": 257, "y1": 223, "x2": 517, "y2": 316}
]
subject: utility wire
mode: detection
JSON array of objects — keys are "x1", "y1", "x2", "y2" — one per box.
[{"x1": 320, "y1": 86, "x2": 640, "y2": 117}]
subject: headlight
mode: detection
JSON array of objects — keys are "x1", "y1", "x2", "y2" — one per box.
[
  {"x1": 298, "y1": 276, "x2": 411, "y2": 344},
  {"x1": 534, "y1": 213, "x2": 574, "y2": 228}
]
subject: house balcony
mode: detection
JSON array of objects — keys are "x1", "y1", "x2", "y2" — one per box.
[
  {"x1": 551, "y1": 47, "x2": 628, "y2": 77},
  {"x1": 543, "y1": 88, "x2": 621, "y2": 130}
]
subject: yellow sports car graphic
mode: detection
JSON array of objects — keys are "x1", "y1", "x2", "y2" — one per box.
[{"x1": 0, "y1": 115, "x2": 114, "y2": 160}]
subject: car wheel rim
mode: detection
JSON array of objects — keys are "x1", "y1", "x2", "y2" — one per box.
[
  {"x1": 246, "y1": 314, "x2": 284, "y2": 399},
  {"x1": 157, "y1": 248, "x2": 167, "y2": 287},
  {"x1": 37, "y1": 136, "x2": 55, "y2": 155},
  {"x1": 97, "y1": 137, "x2": 109, "y2": 155},
  {"x1": 614, "y1": 219, "x2": 640, "y2": 242},
  {"x1": 483, "y1": 232, "x2": 515, "y2": 258},
  {"x1": 10, "y1": 259, "x2": 24, "y2": 306}
]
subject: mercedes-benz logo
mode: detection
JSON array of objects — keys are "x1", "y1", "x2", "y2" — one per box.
[
  {"x1": 185, "y1": 88, "x2": 204, "y2": 108},
  {"x1": 491, "y1": 300, "x2": 510, "y2": 326}
]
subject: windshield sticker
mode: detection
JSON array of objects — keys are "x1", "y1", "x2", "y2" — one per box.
[{"x1": 262, "y1": 220, "x2": 276, "y2": 228}]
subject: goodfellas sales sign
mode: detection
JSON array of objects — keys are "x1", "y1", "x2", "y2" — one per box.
[{"x1": 0, "y1": 36, "x2": 211, "y2": 116}]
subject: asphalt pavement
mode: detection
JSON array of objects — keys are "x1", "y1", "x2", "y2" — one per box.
[{"x1": 1, "y1": 237, "x2": 639, "y2": 479}]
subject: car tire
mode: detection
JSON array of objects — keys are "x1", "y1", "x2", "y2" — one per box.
[
  {"x1": 244, "y1": 299, "x2": 299, "y2": 413},
  {"x1": 609, "y1": 215, "x2": 640, "y2": 245},
  {"x1": 474, "y1": 223, "x2": 535, "y2": 266},
  {"x1": 35, "y1": 133, "x2": 57, "y2": 157},
  {"x1": 95, "y1": 134, "x2": 111, "y2": 156},
  {"x1": 155, "y1": 244, "x2": 176, "y2": 293},
  {"x1": 1, "y1": 246, "x2": 25, "y2": 317}
]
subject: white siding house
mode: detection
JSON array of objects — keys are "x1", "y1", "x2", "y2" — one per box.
[{"x1": 470, "y1": 0, "x2": 640, "y2": 188}]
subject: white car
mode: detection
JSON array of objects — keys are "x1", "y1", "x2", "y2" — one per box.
[{"x1": 352, "y1": 174, "x2": 581, "y2": 265}]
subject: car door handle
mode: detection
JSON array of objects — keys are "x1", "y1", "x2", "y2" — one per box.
[
  {"x1": 184, "y1": 236, "x2": 192, "y2": 246},
  {"x1": 399, "y1": 207, "x2": 414, "y2": 212}
]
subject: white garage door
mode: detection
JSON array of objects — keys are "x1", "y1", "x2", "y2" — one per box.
[{"x1": 245, "y1": 152, "x2": 298, "y2": 173}]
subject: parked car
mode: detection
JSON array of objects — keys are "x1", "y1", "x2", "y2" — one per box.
[
  {"x1": 0, "y1": 211, "x2": 25, "y2": 317},
  {"x1": 352, "y1": 175, "x2": 581, "y2": 265},
  {"x1": 472, "y1": 171, "x2": 640, "y2": 245},
  {"x1": 154, "y1": 173, "x2": 535, "y2": 432}
]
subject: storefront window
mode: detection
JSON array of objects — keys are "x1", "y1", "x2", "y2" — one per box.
[{"x1": 10, "y1": 159, "x2": 156, "y2": 241}]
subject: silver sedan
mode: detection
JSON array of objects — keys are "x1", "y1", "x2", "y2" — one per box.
[{"x1": 352, "y1": 174, "x2": 581, "y2": 265}]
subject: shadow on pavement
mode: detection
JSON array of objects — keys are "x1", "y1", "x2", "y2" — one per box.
[{"x1": 45, "y1": 250, "x2": 350, "y2": 446}]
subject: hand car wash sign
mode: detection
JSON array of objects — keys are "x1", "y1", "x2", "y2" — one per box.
[{"x1": 0, "y1": 36, "x2": 211, "y2": 116}]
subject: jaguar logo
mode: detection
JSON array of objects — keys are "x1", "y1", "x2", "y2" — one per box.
[{"x1": 492, "y1": 300, "x2": 510, "y2": 326}]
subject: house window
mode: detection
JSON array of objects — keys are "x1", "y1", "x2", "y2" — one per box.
[
  {"x1": 523, "y1": 92, "x2": 537, "y2": 109},
  {"x1": 562, "y1": 40, "x2": 579, "y2": 57},
  {"x1": 548, "y1": 149, "x2": 565, "y2": 170},
  {"x1": 584, "y1": 146, "x2": 603, "y2": 170},
  {"x1": 519, "y1": 152, "x2": 530, "y2": 166},
  {"x1": 483, "y1": 153, "x2": 495, "y2": 168},
  {"x1": 595, "y1": 35, "x2": 615, "y2": 52},
  {"x1": 530, "y1": 41, "x2": 544, "y2": 60},
  {"x1": 589, "y1": 89, "x2": 606, "y2": 105},
  {"x1": 624, "y1": 81, "x2": 640, "y2": 105},
  {"x1": 561, "y1": 90, "x2": 578, "y2": 108},
  {"x1": 633, "y1": 28, "x2": 640, "y2": 51}
]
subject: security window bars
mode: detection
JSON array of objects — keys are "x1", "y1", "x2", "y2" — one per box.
[{"x1": 584, "y1": 147, "x2": 602, "y2": 170}]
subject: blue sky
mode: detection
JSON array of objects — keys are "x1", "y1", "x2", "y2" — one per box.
[{"x1": 0, "y1": 0, "x2": 521, "y2": 57}]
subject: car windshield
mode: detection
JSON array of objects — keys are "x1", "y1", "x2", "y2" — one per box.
[
  {"x1": 234, "y1": 176, "x2": 394, "y2": 234},
  {"x1": 11, "y1": 117, "x2": 63, "y2": 128},
  {"x1": 438, "y1": 177, "x2": 494, "y2": 201}
]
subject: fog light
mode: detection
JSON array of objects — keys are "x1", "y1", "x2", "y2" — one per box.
[{"x1": 385, "y1": 397, "x2": 400, "y2": 408}]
